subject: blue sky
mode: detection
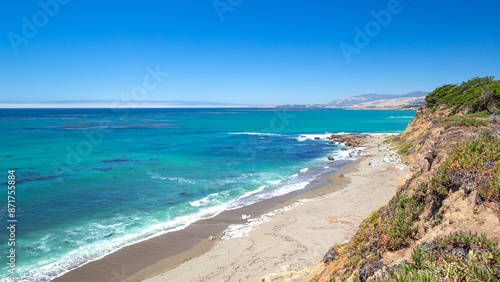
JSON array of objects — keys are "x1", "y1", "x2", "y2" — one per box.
[{"x1": 1, "y1": 0, "x2": 499, "y2": 105}]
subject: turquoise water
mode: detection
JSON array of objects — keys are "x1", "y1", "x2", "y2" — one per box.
[{"x1": 0, "y1": 108, "x2": 414, "y2": 281}]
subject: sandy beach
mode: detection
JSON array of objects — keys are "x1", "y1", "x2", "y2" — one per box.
[{"x1": 136, "y1": 135, "x2": 407, "y2": 282}]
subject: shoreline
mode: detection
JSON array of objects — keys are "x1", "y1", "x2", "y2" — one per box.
[
  {"x1": 53, "y1": 153, "x2": 357, "y2": 281},
  {"x1": 54, "y1": 134, "x2": 400, "y2": 282}
]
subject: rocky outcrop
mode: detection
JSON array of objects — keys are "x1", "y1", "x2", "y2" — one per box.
[
  {"x1": 367, "y1": 145, "x2": 406, "y2": 170},
  {"x1": 329, "y1": 134, "x2": 370, "y2": 148}
]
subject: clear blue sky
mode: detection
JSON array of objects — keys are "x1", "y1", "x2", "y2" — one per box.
[{"x1": 1, "y1": 0, "x2": 499, "y2": 105}]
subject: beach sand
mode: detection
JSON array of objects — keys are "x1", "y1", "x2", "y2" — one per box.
[{"x1": 139, "y1": 136, "x2": 406, "y2": 282}]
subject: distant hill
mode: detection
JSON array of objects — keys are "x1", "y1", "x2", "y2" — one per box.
[{"x1": 325, "y1": 91, "x2": 429, "y2": 107}]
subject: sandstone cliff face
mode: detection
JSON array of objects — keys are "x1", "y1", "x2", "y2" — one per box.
[{"x1": 307, "y1": 105, "x2": 500, "y2": 282}]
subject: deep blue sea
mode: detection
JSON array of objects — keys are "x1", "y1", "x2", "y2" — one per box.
[{"x1": 0, "y1": 108, "x2": 415, "y2": 281}]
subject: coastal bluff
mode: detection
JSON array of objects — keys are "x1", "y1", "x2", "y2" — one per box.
[{"x1": 305, "y1": 77, "x2": 500, "y2": 281}]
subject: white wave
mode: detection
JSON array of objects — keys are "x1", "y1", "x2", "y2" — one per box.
[
  {"x1": 300, "y1": 168, "x2": 309, "y2": 173},
  {"x1": 228, "y1": 132, "x2": 281, "y2": 136},
  {"x1": 267, "y1": 180, "x2": 282, "y2": 185},
  {"x1": 389, "y1": 116, "x2": 414, "y2": 119},
  {"x1": 291, "y1": 173, "x2": 298, "y2": 177},
  {"x1": 239, "y1": 185, "x2": 266, "y2": 199},
  {"x1": 148, "y1": 172, "x2": 196, "y2": 184},
  {"x1": 190, "y1": 201, "x2": 201, "y2": 207},
  {"x1": 295, "y1": 133, "x2": 333, "y2": 141},
  {"x1": 272, "y1": 179, "x2": 312, "y2": 197},
  {"x1": 167, "y1": 177, "x2": 196, "y2": 184},
  {"x1": 189, "y1": 191, "x2": 228, "y2": 208},
  {"x1": 296, "y1": 132, "x2": 403, "y2": 142}
]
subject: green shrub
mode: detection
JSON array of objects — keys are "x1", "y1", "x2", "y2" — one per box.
[
  {"x1": 398, "y1": 141, "x2": 411, "y2": 155},
  {"x1": 375, "y1": 232, "x2": 500, "y2": 281},
  {"x1": 470, "y1": 110, "x2": 491, "y2": 118},
  {"x1": 436, "y1": 116, "x2": 488, "y2": 127},
  {"x1": 375, "y1": 192, "x2": 423, "y2": 251},
  {"x1": 425, "y1": 77, "x2": 500, "y2": 114}
]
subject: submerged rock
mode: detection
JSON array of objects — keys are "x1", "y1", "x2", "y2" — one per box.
[{"x1": 327, "y1": 156, "x2": 335, "y2": 161}]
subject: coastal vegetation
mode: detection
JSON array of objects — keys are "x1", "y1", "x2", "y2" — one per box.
[
  {"x1": 375, "y1": 232, "x2": 500, "y2": 281},
  {"x1": 425, "y1": 76, "x2": 500, "y2": 115},
  {"x1": 308, "y1": 77, "x2": 500, "y2": 281},
  {"x1": 436, "y1": 116, "x2": 488, "y2": 127}
]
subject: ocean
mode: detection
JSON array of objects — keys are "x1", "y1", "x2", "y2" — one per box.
[{"x1": 0, "y1": 108, "x2": 414, "y2": 281}]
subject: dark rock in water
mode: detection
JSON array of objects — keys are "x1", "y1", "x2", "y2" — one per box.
[
  {"x1": 104, "y1": 232, "x2": 114, "y2": 237},
  {"x1": 314, "y1": 137, "x2": 321, "y2": 140},
  {"x1": 475, "y1": 192, "x2": 483, "y2": 206},
  {"x1": 329, "y1": 141, "x2": 336, "y2": 144},
  {"x1": 341, "y1": 147, "x2": 348, "y2": 151},
  {"x1": 327, "y1": 156, "x2": 335, "y2": 161}
]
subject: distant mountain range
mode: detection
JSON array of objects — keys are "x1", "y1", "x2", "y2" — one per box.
[
  {"x1": 325, "y1": 91, "x2": 429, "y2": 107},
  {"x1": 270, "y1": 91, "x2": 429, "y2": 110}
]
